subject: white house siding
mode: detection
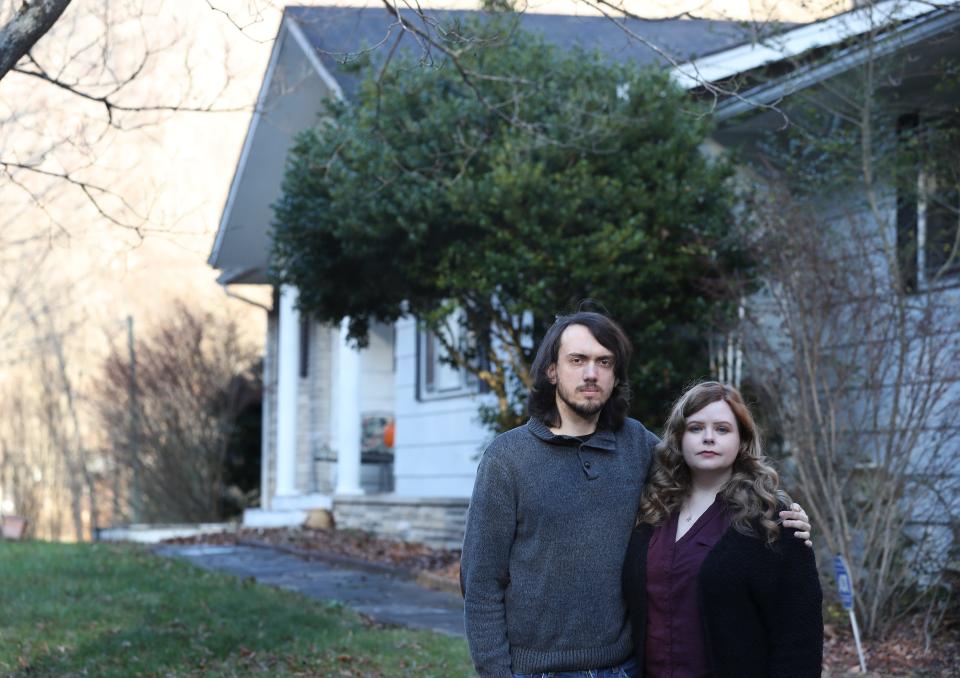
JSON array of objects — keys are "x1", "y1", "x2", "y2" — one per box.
[
  {"x1": 901, "y1": 283, "x2": 960, "y2": 584},
  {"x1": 360, "y1": 322, "x2": 395, "y2": 415},
  {"x1": 742, "y1": 188, "x2": 960, "y2": 583},
  {"x1": 855, "y1": 197, "x2": 960, "y2": 492},
  {"x1": 391, "y1": 316, "x2": 491, "y2": 498}
]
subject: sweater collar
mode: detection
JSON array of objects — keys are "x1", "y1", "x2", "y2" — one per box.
[{"x1": 526, "y1": 417, "x2": 618, "y2": 452}]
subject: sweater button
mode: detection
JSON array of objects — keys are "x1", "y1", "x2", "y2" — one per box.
[{"x1": 583, "y1": 461, "x2": 592, "y2": 469}]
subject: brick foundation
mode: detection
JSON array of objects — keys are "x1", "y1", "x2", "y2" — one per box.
[{"x1": 332, "y1": 495, "x2": 468, "y2": 550}]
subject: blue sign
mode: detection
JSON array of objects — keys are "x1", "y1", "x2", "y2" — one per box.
[{"x1": 833, "y1": 555, "x2": 854, "y2": 610}]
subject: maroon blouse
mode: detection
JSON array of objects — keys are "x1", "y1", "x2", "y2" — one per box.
[{"x1": 645, "y1": 497, "x2": 731, "y2": 678}]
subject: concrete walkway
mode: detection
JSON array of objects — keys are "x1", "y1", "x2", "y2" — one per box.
[{"x1": 155, "y1": 544, "x2": 465, "y2": 637}]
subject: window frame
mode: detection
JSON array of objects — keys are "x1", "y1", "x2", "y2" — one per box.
[
  {"x1": 917, "y1": 166, "x2": 960, "y2": 287},
  {"x1": 896, "y1": 112, "x2": 960, "y2": 292},
  {"x1": 415, "y1": 318, "x2": 480, "y2": 401}
]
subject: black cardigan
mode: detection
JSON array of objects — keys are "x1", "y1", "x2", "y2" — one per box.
[{"x1": 622, "y1": 520, "x2": 823, "y2": 677}]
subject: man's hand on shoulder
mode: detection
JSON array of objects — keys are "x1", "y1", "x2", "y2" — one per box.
[{"x1": 779, "y1": 502, "x2": 813, "y2": 548}]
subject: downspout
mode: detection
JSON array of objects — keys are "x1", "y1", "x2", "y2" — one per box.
[
  {"x1": 218, "y1": 275, "x2": 274, "y2": 513},
  {"x1": 220, "y1": 284, "x2": 272, "y2": 312}
]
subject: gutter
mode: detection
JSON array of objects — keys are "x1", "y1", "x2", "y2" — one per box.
[{"x1": 712, "y1": 8, "x2": 960, "y2": 122}]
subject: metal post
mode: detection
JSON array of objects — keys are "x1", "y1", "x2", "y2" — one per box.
[
  {"x1": 127, "y1": 316, "x2": 142, "y2": 523},
  {"x1": 849, "y1": 608, "x2": 867, "y2": 674},
  {"x1": 834, "y1": 554, "x2": 867, "y2": 674}
]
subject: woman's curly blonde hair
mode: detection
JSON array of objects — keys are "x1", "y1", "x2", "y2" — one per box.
[{"x1": 638, "y1": 381, "x2": 788, "y2": 544}]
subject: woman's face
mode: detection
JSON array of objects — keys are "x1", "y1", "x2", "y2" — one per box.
[{"x1": 681, "y1": 399, "x2": 740, "y2": 478}]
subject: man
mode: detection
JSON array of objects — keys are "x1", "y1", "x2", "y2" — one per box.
[{"x1": 460, "y1": 311, "x2": 810, "y2": 678}]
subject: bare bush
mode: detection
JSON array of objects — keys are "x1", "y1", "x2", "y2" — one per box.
[
  {"x1": 95, "y1": 303, "x2": 261, "y2": 523},
  {"x1": 741, "y1": 180, "x2": 960, "y2": 637}
]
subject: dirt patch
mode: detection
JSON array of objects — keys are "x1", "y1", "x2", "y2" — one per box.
[
  {"x1": 163, "y1": 526, "x2": 461, "y2": 584},
  {"x1": 821, "y1": 615, "x2": 959, "y2": 677}
]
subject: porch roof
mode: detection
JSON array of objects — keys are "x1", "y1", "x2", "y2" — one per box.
[{"x1": 670, "y1": 0, "x2": 960, "y2": 121}]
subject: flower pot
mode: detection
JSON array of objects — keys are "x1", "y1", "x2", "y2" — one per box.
[{"x1": 1, "y1": 515, "x2": 27, "y2": 540}]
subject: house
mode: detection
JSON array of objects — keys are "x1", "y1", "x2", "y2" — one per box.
[
  {"x1": 209, "y1": 2, "x2": 958, "y2": 550},
  {"x1": 208, "y1": 5, "x2": 744, "y2": 547}
]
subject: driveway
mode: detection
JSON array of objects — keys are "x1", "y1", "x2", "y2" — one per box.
[{"x1": 156, "y1": 543, "x2": 465, "y2": 637}]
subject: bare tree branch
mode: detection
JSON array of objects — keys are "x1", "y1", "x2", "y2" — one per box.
[
  {"x1": 1, "y1": 159, "x2": 148, "y2": 236},
  {"x1": 12, "y1": 58, "x2": 248, "y2": 125}
]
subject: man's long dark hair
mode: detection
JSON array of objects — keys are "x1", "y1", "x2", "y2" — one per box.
[{"x1": 528, "y1": 311, "x2": 633, "y2": 430}]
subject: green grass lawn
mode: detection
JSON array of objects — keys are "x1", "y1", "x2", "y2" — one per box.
[{"x1": 0, "y1": 541, "x2": 472, "y2": 677}]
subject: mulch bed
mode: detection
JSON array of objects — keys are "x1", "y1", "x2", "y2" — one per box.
[
  {"x1": 163, "y1": 526, "x2": 462, "y2": 584},
  {"x1": 821, "y1": 615, "x2": 960, "y2": 677},
  {"x1": 164, "y1": 527, "x2": 958, "y2": 676}
]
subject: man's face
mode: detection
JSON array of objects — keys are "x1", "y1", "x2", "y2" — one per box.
[{"x1": 547, "y1": 324, "x2": 617, "y2": 423}]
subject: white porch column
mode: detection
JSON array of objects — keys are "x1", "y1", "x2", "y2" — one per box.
[
  {"x1": 275, "y1": 285, "x2": 300, "y2": 497},
  {"x1": 335, "y1": 318, "x2": 364, "y2": 495}
]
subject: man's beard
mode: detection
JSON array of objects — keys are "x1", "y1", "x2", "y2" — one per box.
[{"x1": 556, "y1": 381, "x2": 607, "y2": 420}]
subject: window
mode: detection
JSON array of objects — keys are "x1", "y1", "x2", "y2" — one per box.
[
  {"x1": 897, "y1": 113, "x2": 960, "y2": 290},
  {"x1": 299, "y1": 316, "x2": 310, "y2": 378},
  {"x1": 417, "y1": 313, "x2": 479, "y2": 400}
]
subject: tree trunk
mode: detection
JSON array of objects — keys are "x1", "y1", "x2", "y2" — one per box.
[{"x1": 0, "y1": 0, "x2": 73, "y2": 81}]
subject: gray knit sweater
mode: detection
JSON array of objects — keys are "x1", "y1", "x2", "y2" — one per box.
[{"x1": 460, "y1": 416, "x2": 658, "y2": 677}]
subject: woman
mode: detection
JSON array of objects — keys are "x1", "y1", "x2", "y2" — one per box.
[{"x1": 622, "y1": 381, "x2": 823, "y2": 677}]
